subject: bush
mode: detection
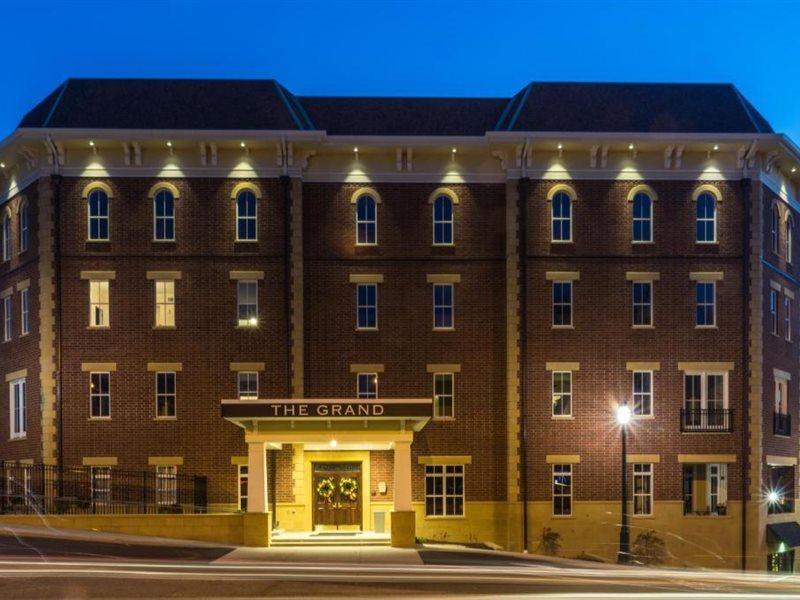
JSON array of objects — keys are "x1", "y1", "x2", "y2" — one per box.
[
  {"x1": 536, "y1": 527, "x2": 561, "y2": 556},
  {"x1": 631, "y1": 530, "x2": 666, "y2": 566}
]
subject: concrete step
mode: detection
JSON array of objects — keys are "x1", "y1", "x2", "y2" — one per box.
[{"x1": 271, "y1": 532, "x2": 391, "y2": 547}]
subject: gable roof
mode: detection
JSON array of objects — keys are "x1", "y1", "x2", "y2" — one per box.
[
  {"x1": 494, "y1": 82, "x2": 773, "y2": 134},
  {"x1": 17, "y1": 78, "x2": 774, "y2": 136}
]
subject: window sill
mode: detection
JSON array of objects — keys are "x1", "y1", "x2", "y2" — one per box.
[
  {"x1": 432, "y1": 416, "x2": 455, "y2": 422},
  {"x1": 155, "y1": 417, "x2": 177, "y2": 421},
  {"x1": 87, "y1": 326, "x2": 110, "y2": 330},
  {"x1": 551, "y1": 514, "x2": 575, "y2": 519},
  {"x1": 424, "y1": 515, "x2": 466, "y2": 521},
  {"x1": 9, "y1": 436, "x2": 27, "y2": 442},
  {"x1": 632, "y1": 325, "x2": 655, "y2": 329},
  {"x1": 88, "y1": 417, "x2": 111, "y2": 421},
  {"x1": 153, "y1": 326, "x2": 176, "y2": 330},
  {"x1": 633, "y1": 415, "x2": 655, "y2": 420},
  {"x1": 551, "y1": 415, "x2": 575, "y2": 420},
  {"x1": 552, "y1": 325, "x2": 574, "y2": 330},
  {"x1": 550, "y1": 240, "x2": 573, "y2": 245},
  {"x1": 152, "y1": 239, "x2": 176, "y2": 243},
  {"x1": 355, "y1": 243, "x2": 378, "y2": 248},
  {"x1": 695, "y1": 241, "x2": 719, "y2": 246},
  {"x1": 432, "y1": 243, "x2": 455, "y2": 248},
  {"x1": 19, "y1": 332, "x2": 29, "y2": 338},
  {"x1": 695, "y1": 325, "x2": 718, "y2": 330},
  {"x1": 433, "y1": 327, "x2": 455, "y2": 332},
  {"x1": 235, "y1": 325, "x2": 260, "y2": 330},
  {"x1": 356, "y1": 328, "x2": 378, "y2": 332},
  {"x1": 632, "y1": 514, "x2": 656, "y2": 519},
  {"x1": 85, "y1": 239, "x2": 110, "y2": 243},
  {"x1": 234, "y1": 239, "x2": 259, "y2": 243},
  {"x1": 632, "y1": 241, "x2": 655, "y2": 245}
]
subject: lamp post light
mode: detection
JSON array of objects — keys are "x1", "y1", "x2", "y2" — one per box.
[{"x1": 616, "y1": 402, "x2": 632, "y2": 564}]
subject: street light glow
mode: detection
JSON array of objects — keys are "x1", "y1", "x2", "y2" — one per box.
[{"x1": 616, "y1": 404, "x2": 632, "y2": 425}]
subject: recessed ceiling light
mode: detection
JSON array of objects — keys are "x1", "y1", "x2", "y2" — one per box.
[
  {"x1": 628, "y1": 144, "x2": 635, "y2": 150},
  {"x1": 713, "y1": 144, "x2": 719, "y2": 151},
  {"x1": 0, "y1": 162, "x2": 5, "y2": 169},
  {"x1": 557, "y1": 143, "x2": 563, "y2": 150},
  {"x1": 793, "y1": 167, "x2": 797, "y2": 173},
  {"x1": 88, "y1": 140, "x2": 95, "y2": 147},
  {"x1": 353, "y1": 147, "x2": 358, "y2": 153},
  {"x1": 240, "y1": 141, "x2": 246, "y2": 148},
  {"x1": 166, "y1": 141, "x2": 173, "y2": 147}
]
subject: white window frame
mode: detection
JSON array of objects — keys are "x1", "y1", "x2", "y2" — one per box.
[
  {"x1": 356, "y1": 283, "x2": 378, "y2": 330},
  {"x1": 424, "y1": 464, "x2": 464, "y2": 517},
  {"x1": 237, "y1": 372, "x2": 259, "y2": 400},
  {"x1": 156, "y1": 465, "x2": 178, "y2": 506},
  {"x1": 632, "y1": 463, "x2": 653, "y2": 516},
  {"x1": 3, "y1": 296, "x2": 11, "y2": 341},
  {"x1": 771, "y1": 205, "x2": 780, "y2": 254},
  {"x1": 683, "y1": 371, "x2": 728, "y2": 421},
  {"x1": 357, "y1": 372, "x2": 378, "y2": 399},
  {"x1": 707, "y1": 463, "x2": 727, "y2": 513},
  {"x1": 89, "y1": 280, "x2": 110, "y2": 328},
  {"x1": 155, "y1": 371, "x2": 176, "y2": 419},
  {"x1": 87, "y1": 189, "x2": 110, "y2": 242},
  {"x1": 632, "y1": 370, "x2": 653, "y2": 417},
  {"x1": 696, "y1": 281, "x2": 716, "y2": 328},
  {"x1": 552, "y1": 281, "x2": 573, "y2": 327},
  {"x1": 433, "y1": 283, "x2": 454, "y2": 330},
  {"x1": 632, "y1": 192, "x2": 653, "y2": 243},
  {"x1": 235, "y1": 191, "x2": 257, "y2": 242},
  {"x1": 2, "y1": 212, "x2": 11, "y2": 261},
  {"x1": 153, "y1": 189, "x2": 176, "y2": 242},
  {"x1": 551, "y1": 192, "x2": 572, "y2": 243},
  {"x1": 696, "y1": 192, "x2": 717, "y2": 244},
  {"x1": 238, "y1": 464, "x2": 248, "y2": 511},
  {"x1": 355, "y1": 195, "x2": 377, "y2": 246},
  {"x1": 785, "y1": 295, "x2": 792, "y2": 342},
  {"x1": 552, "y1": 464, "x2": 573, "y2": 516},
  {"x1": 551, "y1": 371, "x2": 572, "y2": 418},
  {"x1": 433, "y1": 372, "x2": 454, "y2": 419},
  {"x1": 9, "y1": 378, "x2": 26, "y2": 439},
  {"x1": 155, "y1": 279, "x2": 176, "y2": 328},
  {"x1": 432, "y1": 195, "x2": 454, "y2": 246},
  {"x1": 770, "y1": 289, "x2": 779, "y2": 335},
  {"x1": 19, "y1": 202, "x2": 28, "y2": 253},
  {"x1": 20, "y1": 288, "x2": 29, "y2": 336},
  {"x1": 775, "y1": 377, "x2": 789, "y2": 416},
  {"x1": 632, "y1": 280, "x2": 653, "y2": 327},
  {"x1": 90, "y1": 372, "x2": 111, "y2": 419},
  {"x1": 237, "y1": 280, "x2": 258, "y2": 327}
]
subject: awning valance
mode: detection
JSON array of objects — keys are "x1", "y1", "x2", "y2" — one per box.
[{"x1": 767, "y1": 522, "x2": 800, "y2": 548}]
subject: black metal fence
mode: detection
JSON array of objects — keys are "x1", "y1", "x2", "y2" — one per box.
[
  {"x1": 680, "y1": 408, "x2": 733, "y2": 432},
  {"x1": 0, "y1": 462, "x2": 207, "y2": 515}
]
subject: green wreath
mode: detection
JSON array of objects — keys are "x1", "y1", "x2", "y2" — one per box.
[
  {"x1": 339, "y1": 477, "x2": 358, "y2": 501},
  {"x1": 316, "y1": 477, "x2": 335, "y2": 501}
]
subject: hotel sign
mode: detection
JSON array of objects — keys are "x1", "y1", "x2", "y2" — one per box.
[{"x1": 221, "y1": 399, "x2": 432, "y2": 420}]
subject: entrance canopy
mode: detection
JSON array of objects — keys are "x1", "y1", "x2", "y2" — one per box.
[
  {"x1": 221, "y1": 398, "x2": 432, "y2": 449},
  {"x1": 767, "y1": 522, "x2": 800, "y2": 548}
]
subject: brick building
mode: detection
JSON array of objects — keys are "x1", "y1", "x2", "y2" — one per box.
[{"x1": 0, "y1": 79, "x2": 799, "y2": 569}]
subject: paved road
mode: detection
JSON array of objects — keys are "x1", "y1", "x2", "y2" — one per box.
[{"x1": 0, "y1": 530, "x2": 798, "y2": 598}]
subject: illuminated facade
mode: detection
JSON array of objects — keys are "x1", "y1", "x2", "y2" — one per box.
[{"x1": 0, "y1": 79, "x2": 799, "y2": 570}]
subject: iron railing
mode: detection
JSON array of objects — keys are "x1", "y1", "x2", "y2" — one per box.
[
  {"x1": 774, "y1": 412, "x2": 792, "y2": 436},
  {"x1": 0, "y1": 462, "x2": 207, "y2": 515},
  {"x1": 680, "y1": 408, "x2": 733, "y2": 432}
]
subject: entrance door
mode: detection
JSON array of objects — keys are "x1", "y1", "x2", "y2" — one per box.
[{"x1": 312, "y1": 462, "x2": 362, "y2": 530}]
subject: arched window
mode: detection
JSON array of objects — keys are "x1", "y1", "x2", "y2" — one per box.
[
  {"x1": 236, "y1": 190, "x2": 257, "y2": 241},
  {"x1": 433, "y1": 195, "x2": 453, "y2": 245},
  {"x1": 19, "y1": 202, "x2": 28, "y2": 253},
  {"x1": 356, "y1": 195, "x2": 377, "y2": 245},
  {"x1": 696, "y1": 192, "x2": 716, "y2": 243},
  {"x1": 153, "y1": 189, "x2": 175, "y2": 241},
  {"x1": 632, "y1": 193, "x2": 653, "y2": 243},
  {"x1": 551, "y1": 191, "x2": 572, "y2": 242},
  {"x1": 1, "y1": 211, "x2": 10, "y2": 261},
  {"x1": 87, "y1": 189, "x2": 109, "y2": 241},
  {"x1": 787, "y1": 214, "x2": 794, "y2": 264},
  {"x1": 771, "y1": 205, "x2": 780, "y2": 254}
]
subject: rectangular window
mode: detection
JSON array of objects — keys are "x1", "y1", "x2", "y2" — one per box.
[
  {"x1": 770, "y1": 289, "x2": 779, "y2": 335},
  {"x1": 632, "y1": 281, "x2": 653, "y2": 327},
  {"x1": 683, "y1": 463, "x2": 728, "y2": 516},
  {"x1": 356, "y1": 283, "x2": 377, "y2": 329},
  {"x1": 433, "y1": 283, "x2": 454, "y2": 329},
  {"x1": 632, "y1": 371, "x2": 653, "y2": 416},
  {"x1": 155, "y1": 280, "x2": 175, "y2": 327},
  {"x1": 89, "y1": 280, "x2": 110, "y2": 328},
  {"x1": 775, "y1": 378, "x2": 789, "y2": 415},
  {"x1": 633, "y1": 463, "x2": 653, "y2": 516},
  {"x1": 552, "y1": 281, "x2": 572, "y2": 327},
  {"x1": 552, "y1": 464, "x2": 572, "y2": 516},
  {"x1": 785, "y1": 296, "x2": 792, "y2": 341},
  {"x1": 9, "y1": 378, "x2": 26, "y2": 439},
  {"x1": 238, "y1": 464, "x2": 248, "y2": 511},
  {"x1": 237, "y1": 372, "x2": 258, "y2": 400},
  {"x1": 433, "y1": 373, "x2": 454, "y2": 419},
  {"x1": 237, "y1": 280, "x2": 258, "y2": 327},
  {"x1": 424, "y1": 464, "x2": 464, "y2": 517},
  {"x1": 90, "y1": 372, "x2": 110, "y2": 418},
  {"x1": 3, "y1": 296, "x2": 11, "y2": 341},
  {"x1": 20, "y1": 288, "x2": 29, "y2": 335},
  {"x1": 696, "y1": 282, "x2": 716, "y2": 327},
  {"x1": 551, "y1": 371, "x2": 572, "y2": 417},
  {"x1": 683, "y1": 372, "x2": 727, "y2": 430},
  {"x1": 156, "y1": 465, "x2": 178, "y2": 506},
  {"x1": 156, "y1": 372, "x2": 176, "y2": 418},
  {"x1": 91, "y1": 466, "x2": 111, "y2": 506},
  {"x1": 357, "y1": 373, "x2": 378, "y2": 399}
]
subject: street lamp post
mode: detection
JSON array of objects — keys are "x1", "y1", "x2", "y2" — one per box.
[{"x1": 616, "y1": 403, "x2": 631, "y2": 564}]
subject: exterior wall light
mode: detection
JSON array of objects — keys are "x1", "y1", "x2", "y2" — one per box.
[
  {"x1": 329, "y1": 439, "x2": 338, "y2": 449},
  {"x1": 713, "y1": 144, "x2": 720, "y2": 151}
]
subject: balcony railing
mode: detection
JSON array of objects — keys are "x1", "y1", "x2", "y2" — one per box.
[
  {"x1": 680, "y1": 408, "x2": 733, "y2": 432},
  {"x1": 774, "y1": 412, "x2": 792, "y2": 436}
]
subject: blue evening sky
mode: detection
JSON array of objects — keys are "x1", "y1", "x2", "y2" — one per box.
[{"x1": 2, "y1": 0, "x2": 800, "y2": 140}]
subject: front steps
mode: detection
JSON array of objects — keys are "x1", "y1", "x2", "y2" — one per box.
[{"x1": 270, "y1": 530, "x2": 391, "y2": 547}]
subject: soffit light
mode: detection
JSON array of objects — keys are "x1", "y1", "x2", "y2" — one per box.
[{"x1": 713, "y1": 144, "x2": 719, "y2": 151}]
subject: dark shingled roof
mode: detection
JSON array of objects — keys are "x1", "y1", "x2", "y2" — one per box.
[
  {"x1": 17, "y1": 78, "x2": 774, "y2": 135},
  {"x1": 495, "y1": 82, "x2": 773, "y2": 134},
  {"x1": 299, "y1": 97, "x2": 508, "y2": 136},
  {"x1": 18, "y1": 78, "x2": 313, "y2": 131}
]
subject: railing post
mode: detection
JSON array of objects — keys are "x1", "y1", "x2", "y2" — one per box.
[
  {"x1": 0, "y1": 461, "x2": 5, "y2": 514},
  {"x1": 141, "y1": 470, "x2": 148, "y2": 514}
]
